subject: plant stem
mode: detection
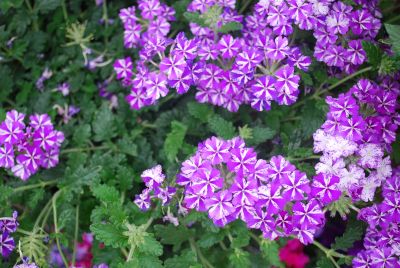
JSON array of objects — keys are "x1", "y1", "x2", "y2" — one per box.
[
  {"x1": 249, "y1": 232, "x2": 261, "y2": 245},
  {"x1": 13, "y1": 180, "x2": 58, "y2": 193},
  {"x1": 239, "y1": 0, "x2": 253, "y2": 14},
  {"x1": 71, "y1": 203, "x2": 80, "y2": 266},
  {"x1": 317, "y1": 66, "x2": 373, "y2": 97},
  {"x1": 312, "y1": 240, "x2": 348, "y2": 267},
  {"x1": 53, "y1": 193, "x2": 69, "y2": 268},
  {"x1": 61, "y1": 0, "x2": 69, "y2": 22},
  {"x1": 189, "y1": 238, "x2": 215, "y2": 268}
]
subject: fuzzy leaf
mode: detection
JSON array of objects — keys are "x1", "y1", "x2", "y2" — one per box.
[
  {"x1": 154, "y1": 224, "x2": 194, "y2": 249},
  {"x1": 35, "y1": 0, "x2": 61, "y2": 14},
  {"x1": 208, "y1": 115, "x2": 236, "y2": 139},
  {"x1": 316, "y1": 257, "x2": 335, "y2": 268},
  {"x1": 331, "y1": 225, "x2": 363, "y2": 251},
  {"x1": 164, "y1": 121, "x2": 188, "y2": 161},
  {"x1": 90, "y1": 223, "x2": 128, "y2": 248},
  {"x1": 92, "y1": 105, "x2": 117, "y2": 142},
  {"x1": 385, "y1": 24, "x2": 400, "y2": 56},
  {"x1": 218, "y1": 22, "x2": 243, "y2": 33},
  {"x1": 260, "y1": 240, "x2": 283, "y2": 267},
  {"x1": 164, "y1": 250, "x2": 199, "y2": 268},
  {"x1": 183, "y1": 12, "x2": 207, "y2": 27},
  {"x1": 91, "y1": 184, "x2": 120, "y2": 204},
  {"x1": 362, "y1": 41, "x2": 382, "y2": 68},
  {"x1": 187, "y1": 102, "x2": 214, "y2": 123},
  {"x1": 229, "y1": 248, "x2": 251, "y2": 268}
]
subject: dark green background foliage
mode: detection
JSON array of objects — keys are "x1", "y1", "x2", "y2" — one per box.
[{"x1": 0, "y1": 0, "x2": 399, "y2": 267}]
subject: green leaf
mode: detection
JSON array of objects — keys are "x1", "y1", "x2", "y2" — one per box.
[
  {"x1": 92, "y1": 104, "x2": 117, "y2": 142},
  {"x1": 90, "y1": 223, "x2": 128, "y2": 248},
  {"x1": 72, "y1": 124, "x2": 91, "y2": 146},
  {"x1": 208, "y1": 115, "x2": 236, "y2": 139},
  {"x1": 197, "y1": 232, "x2": 225, "y2": 248},
  {"x1": 316, "y1": 257, "x2": 335, "y2": 268},
  {"x1": 139, "y1": 234, "x2": 163, "y2": 257},
  {"x1": 91, "y1": 184, "x2": 120, "y2": 205},
  {"x1": 218, "y1": 22, "x2": 243, "y2": 33},
  {"x1": 0, "y1": 0, "x2": 23, "y2": 12},
  {"x1": 362, "y1": 41, "x2": 382, "y2": 69},
  {"x1": 260, "y1": 240, "x2": 283, "y2": 267},
  {"x1": 164, "y1": 121, "x2": 188, "y2": 161},
  {"x1": 183, "y1": 12, "x2": 208, "y2": 27},
  {"x1": 35, "y1": 0, "x2": 61, "y2": 14},
  {"x1": 249, "y1": 126, "x2": 276, "y2": 145},
  {"x1": 239, "y1": 125, "x2": 253, "y2": 140},
  {"x1": 385, "y1": 24, "x2": 400, "y2": 56},
  {"x1": 122, "y1": 253, "x2": 163, "y2": 268},
  {"x1": 164, "y1": 250, "x2": 198, "y2": 268},
  {"x1": 300, "y1": 99, "x2": 327, "y2": 139},
  {"x1": 187, "y1": 102, "x2": 214, "y2": 123},
  {"x1": 331, "y1": 225, "x2": 363, "y2": 251},
  {"x1": 229, "y1": 248, "x2": 251, "y2": 268},
  {"x1": 117, "y1": 136, "x2": 138, "y2": 156},
  {"x1": 154, "y1": 224, "x2": 194, "y2": 249},
  {"x1": 0, "y1": 66, "x2": 14, "y2": 103}
]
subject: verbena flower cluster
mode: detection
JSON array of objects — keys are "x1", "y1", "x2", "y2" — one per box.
[
  {"x1": 0, "y1": 211, "x2": 18, "y2": 257},
  {"x1": 160, "y1": 136, "x2": 342, "y2": 245},
  {"x1": 114, "y1": 0, "x2": 317, "y2": 112},
  {"x1": 309, "y1": 0, "x2": 381, "y2": 73},
  {"x1": 0, "y1": 110, "x2": 65, "y2": 180},
  {"x1": 354, "y1": 167, "x2": 400, "y2": 267},
  {"x1": 313, "y1": 76, "x2": 399, "y2": 202},
  {"x1": 134, "y1": 165, "x2": 176, "y2": 211}
]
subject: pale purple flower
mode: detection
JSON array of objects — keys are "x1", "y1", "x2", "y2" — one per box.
[
  {"x1": 205, "y1": 190, "x2": 235, "y2": 226},
  {"x1": 114, "y1": 58, "x2": 133, "y2": 80},
  {"x1": 141, "y1": 164, "x2": 165, "y2": 189}
]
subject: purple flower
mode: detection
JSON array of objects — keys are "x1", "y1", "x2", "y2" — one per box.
[
  {"x1": 227, "y1": 147, "x2": 257, "y2": 175},
  {"x1": 205, "y1": 190, "x2": 235, "y2": 227},
  {"x1": 141, "y1": 164, "x2": 165, "y2": 189},
  {"x1": 281, "y1": 170, "x2": 310, "y2": 201},
  {"x1": 311, "y1": 173, "x2": 341, "y2": 204},
  {"x1": 292, "y1": 199, "x2": 324, "y2": 229},
  {"x1": 0, "y1": 231, "x2": 15, "y2": 257},
  {"x1": 200, "y1": 137, "x2": 231, "y2": 165},
  {"x1": 0, "y1": 144, "x2": 14, "y2": 168},
  {"x1": 114, "y1": 58, "x2": 133, "y2": 80},
  {"x1": 217, "y1": 35, "x2": 241, "y2": 59},
  {"x1": 191, "y1": 168, "x2": 223, "y2": 196},
  {"x1": 145, "y1": 72, "x2": 169, "y2": 101},
  {"x1": 159, "y1": 53, "x2": 187, "y2": 80}
]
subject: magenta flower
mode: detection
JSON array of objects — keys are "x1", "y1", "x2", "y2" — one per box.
[
  {"x1": 281, "y1": 170, "x2": 310, "y2": 201},
  {"x1": 231, "y1": 175, "x2": 258, "y2": 206},
  {"x1": 257, "y1": 184, "x2": 286, "y2": 214},
  {"x1": 227, "y1": 147, "x2": 257, "y2": 175},
  {"x1": 292, "y1": 199, "x2": 324, "y2": 228},
  {"x1": 205, "y1": 190, "x2": 235, "y2": 226},
  {"x1": 0, "y1": 144, "x2": 14, "y2": 168},
  {"x1": 159, "y1": 53, "x2": 187, "y2": 80},
  {"x1": 201, "y1": 137, "x2": 231, "y2": 165},
  {"x1": 191, "y1": 168, "x2": 223, "y2": 196},
  {"x1": 0, "y1": 121, "x2": 23, "y2": 145},
  {"x1": 311, "y1": 173, "x2": 341, "y2": 204},
  {"x1": 141, "y1": 164, "x2": 165, "y2": 189},
  {"x1": 217, "y1": 35, "x2": 241, "y2": 59},
  {"x1": 114, "y1": 58, "x2": 133, "y2": 80}
]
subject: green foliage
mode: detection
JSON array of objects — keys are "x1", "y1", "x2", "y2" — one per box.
[
  {"x1": 385, "y1": 24, "x2": 400, "y2": 56},
  {"x1": 90, "y1": 223, "x2": 128, "y2": 248},
  {"x1": 260, "y1": 240, "x2": 283, "y2": 267},
  {"x1": 92, "y1": 104, "x2": 117, "y2": 142},
  {"x1": 164, "y1": 121, "x2": 188, "y2": 161},
  {"x1": 316, "y1": 257, "x2": 335, "y2": 268},
  {"x1": 229, "y1": 248, "x2": 251, "y2": 268},
  {"x1": 362, "y1": 41, "x2": 383, "y2": 69},
  {"x1": 208, "y1": 114, "x2": 236, "y2": 139},
  {"x1": 331, "y1": 224, "x2": 363, "y2": 251}
]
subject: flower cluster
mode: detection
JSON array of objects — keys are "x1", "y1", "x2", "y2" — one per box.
[
  {"x1": 0, "y1": 110, "x2": 65, "y2": 180},
  {"x1": 310, "y1": 0, "x2": 381, "y2": 73},
  {"x1": 114, "y1": 0, "x2": 313, "y2": 112},
  {"x1": 313, "y1": 76, "x2": 399, "y2": 202},
  {"x1": 279, "y1": 239, "x2": 309, "y2": 268},
  {"x1": 14, "y1": 257, "x2": 39, "y2": 268},
  {"x1": 174, "y1": 136, "x2": 335, "y2": 244},
  {"x1": 353, "y1": 167, "x2": 400, "y2": 267},
  {"x1": 134, "y1": 165, "x2": 176, "y2": 211},
  {"x1": 0, "y1": 211, "x2": 18, "y2": 257}
]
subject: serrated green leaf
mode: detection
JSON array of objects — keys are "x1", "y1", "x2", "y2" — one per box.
[
  {"x1": 90, "y1": 223, "x2": 128, "y2": 248},
  {"x1": 260, "y1": 240, "x2": 283, "y2": 267},
  {"x1": 0, "y1": 0, "x2": 23, "y2": 12},
  {"x1": 92, "y1": 104, "x2": 117, "y2": 142},
  {"x1": 35, "y1": 0, "x2": 61, "y2": 14},
  {"x1": 208, "y1": 115, "x2": 236, "y2": 139},
  {"x1": 164, "y1": 250, "x2": 198, "y2": 268},
  {"x1": 197, "y1": 231, "x2": 225, "y2": 248},
  {"x1": 183, "y1": 12, "x2": 208, "y2": 27},
  {"x1": 139, "y1": 234, "x2": 163, "y2": 256},
  {"x1": 362, "y1": 41, "x2": 382, "y2": 68},
  {"x1": 316, "y1": 257, "x2": 335, "y2": 268},
  {"x1": 154, "y1": 224, "x2": 194, "y2": 249},
  {"x1": 385, "y1": 24, "x2": 400, "y2": 56},
  {"x1": 187, "y1": 102, "x2": 214, "y2": 123},
  {"x1": 122, "y1": 253, "x2": 163, "y2": 268},
  {"x1": 250, "y1": 126, "x2": 276, "y2": 145},
  {"x1": 72, "y1": 124, "x2": 91, "y2": 146},
  {"x1": 91, "y1": 184, "x2": 120, "y2": 204},
  {"x1": 229, "y1": 248, "x2": 251, "y2": 268},
  {"x1": 331, "y1": 225, "x2": 363, "y2": 251},
  {"x1": 164, "y1": 121, "x2": 188, "y2": 161},
  {"x1": 218, "y1": 22, "x2": 243, "y2": 33}
]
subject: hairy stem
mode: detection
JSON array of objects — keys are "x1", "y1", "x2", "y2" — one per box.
[
  {"x1": 189, "y1": 238, "x2": 215, "y2": 268},
  {"x1": 52, "y1": 192, "x2": 69, "y2": 268},
  {"x1": 13, "y1": 180, "x2": 58, "y2": 193}
]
